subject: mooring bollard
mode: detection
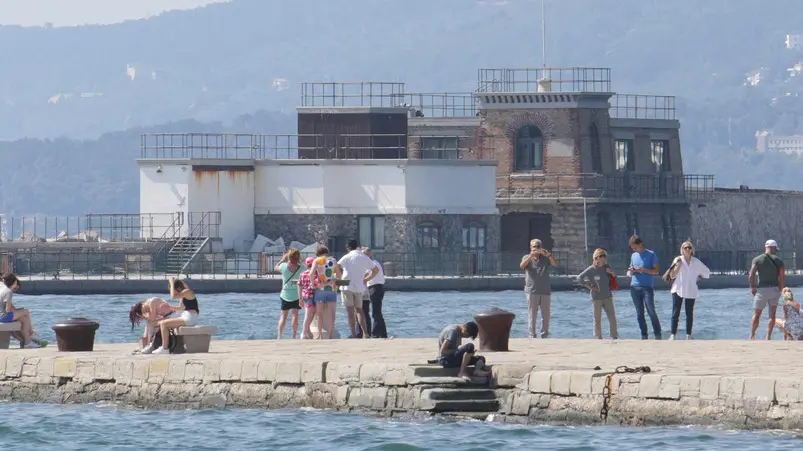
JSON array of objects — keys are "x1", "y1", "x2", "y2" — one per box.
[
  {"x1": 473, "y1": 307, "x2": 516, "y2": 352},
  {"x1": 51, "y1": 317, "x2": 100, "y2": 352}
]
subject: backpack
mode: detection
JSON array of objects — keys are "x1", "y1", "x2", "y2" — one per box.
[{"x1": 151, "y1": 328, "x2": 178, "y2": 353}]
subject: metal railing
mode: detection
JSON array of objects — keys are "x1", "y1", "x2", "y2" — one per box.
[
  {"x1": 0, "y1": 213, "x2": 184, "y2": 243},
  {"x1": 300, "y1": 82, "x2": 405, "y2": 107},
  {"x1": 187, "y1": 212, "x2": 221, "y2": 238},
  {"x1": 496, "y1": 173, "x2": 715, "y2": 201},
  {"x1": 477, "y1": 67, "x2": 612, "y2": 93},
  {"x1": 610, "y1": 94, "x2": 676, "y2": 120},
  {"x1": 409, "y1": 134, "x2": 498, "y2": 160},
  {"x1": 4, "y1": 249, "x2": 803, "y2": 281},
  {"x1": 392, "y1": 92, "x2": 478, "y2": 117},
  {"x1": 140, "y1": 133, "x2": 412, "y2": 159}
]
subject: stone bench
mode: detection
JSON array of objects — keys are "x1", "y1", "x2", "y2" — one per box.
[
  {"x1": 0, "y1": 322, "x2": 22, "y2": 349},
  {"x1": 172, "y1": 325, "x2": 218, "y2": 354}
]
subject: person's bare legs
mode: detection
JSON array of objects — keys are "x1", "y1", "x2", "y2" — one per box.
[
  {"x1": 345, "y1": 305, "x2": 356, "y2": 337},
  {"x1": 766, "y1": 304, "x2": 778, "y2": 340},
  {"x1": 354, "y1": 306, "x2": 368, "y2": 339},
  {"x1": 290, "y1": 309, "x2": 299, "y2": 339},
  {"x1": 315, "y1": 303, "x2": 326, "y2": 339},
  {"x1": 774, "y1": 318, "x2": 793, "y2": 340},
  {"x1": 156, "y1": 317, "x2": 186, "y2": 350},
  {"x1": 277, "y1": 309, "x2": 289, "y2": 339},
  {"x1": 327, "y1": 302, "x2": 336, "y2": 339},
  {"x1": 458, "y1": 351, "x2": 474, "y2": 380},
  {"x1": 302, "y1": 305, "x2": 316, "y2": 339},
  {"x1": 750, "y1": 308, "x2": 763, "y2": 340}
]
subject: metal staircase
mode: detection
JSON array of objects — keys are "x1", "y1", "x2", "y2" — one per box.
[{"x1": 164, "y1": 236, "x2": 209, "y2": 275}]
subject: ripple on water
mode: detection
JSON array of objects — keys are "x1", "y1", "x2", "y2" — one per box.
[{"x1": 1, "y1": 404, "x2": 803, "y2": 450}]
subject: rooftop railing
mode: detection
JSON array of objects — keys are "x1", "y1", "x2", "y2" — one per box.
[
  {"x1": 391, "y1": 92, "x2": 478, "y2": 117},
  {"x1": 0, "y1": 213, "x2": 195, "y2": 243},
  {"x1": 496, "y1": 173, "x2": 715, "y2": 201},
  {"x1": 610, "y1": 94, "x2": 676, "y2": 120},
  {"x1": 476, "y1": 67, "x2": 612, "y2": 93},
  {"x1": 300, "y1": 82, "x2": 405, "y2": 107}
]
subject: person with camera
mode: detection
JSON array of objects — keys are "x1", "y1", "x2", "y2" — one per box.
[{"x1": 519, "y1": 238, "x2": 558, "y2": 338}]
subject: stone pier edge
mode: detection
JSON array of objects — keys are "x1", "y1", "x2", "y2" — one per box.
[{"x1": 1, "y1": 355, "x2": 801, "y2": 430}]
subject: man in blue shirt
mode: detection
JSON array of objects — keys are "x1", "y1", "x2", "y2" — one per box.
[{"x1": 628, "y1": 235, "x2": 662, "y2": 339}]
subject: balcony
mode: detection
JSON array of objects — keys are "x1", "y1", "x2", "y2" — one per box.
[
  {"x1": 496, "y1": 173, "x2": 715, "y2": 202},
  {"x1": 476, "y1": 67, "x2": 612, "y2": 93}
]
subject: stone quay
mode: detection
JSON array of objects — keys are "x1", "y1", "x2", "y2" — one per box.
[{"x1": 0, "y1": 338, "x2": 800, "y2": 430}]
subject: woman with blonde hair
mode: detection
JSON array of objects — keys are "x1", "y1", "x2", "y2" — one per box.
[
  {"x1": 577, "y1": 248, "x2": 619, "y2": 339},
  {"x1": 275, "y1": 248, "x2": 303, "y2": 339},
  {"x1": 667, "y1": 240, "x2": 711, "y2": 340},
  {"x1": 774, "y1": 288, "x2": 803, "y2": 340}
]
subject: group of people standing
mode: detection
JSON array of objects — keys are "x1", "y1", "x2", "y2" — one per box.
[
  {"x1": 523, "y1": 235, "x2": 714, "y2": 340},
  {"x1": 524, "y1": 235, "x2": 803, "y2": 340},
  {"x1": 273, "y1": 239, "x2": 388, "y2": 340}
]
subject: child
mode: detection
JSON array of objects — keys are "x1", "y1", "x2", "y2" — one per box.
[
  {"x1": 436, "y1": 321, "x2": 489, "y2": 381},
  {"x1": 576, "y1": 248, "x2": 619, "y2": 339},
  {"x1": 775, "y1": 288, "x2": 803, "y2": 340},
  {"x1": 297, "y1": 256, "x2": 317, "y2": 339}
]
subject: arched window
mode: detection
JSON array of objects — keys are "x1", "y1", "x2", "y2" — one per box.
[
  {"x1": 416, "y1": 222, "x2": 440, "y2": 249},
  {"x1": 590, "y1": 123, "x2": 602, "y2": 172},
  {"x1": 514, "y1": 125, "x2": 543, "y2": 171},
  {"x1": 462, "y1": 222, "x2": 486, "y2": 250}
]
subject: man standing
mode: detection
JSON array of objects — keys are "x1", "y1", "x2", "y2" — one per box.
[
  {"x1": 338, "y1": 239, "x2": 379, "y2": 339},
  {"x1": 749, "y1": 239, "x2": 785, "y2": 340},
  {"x1": 628, "y1": 235, "x2": 662, "y2": 340},
  {"x1": 520, "y1": 238, "x2": 558, "y2": 338},
  {"x1": 356, "y1": 247, "x2": 387, "y2": 339}
]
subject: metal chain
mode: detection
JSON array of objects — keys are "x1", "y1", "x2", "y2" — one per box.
[{"x1": 599, "y1": 366, "x2": 652, "y2": 421}]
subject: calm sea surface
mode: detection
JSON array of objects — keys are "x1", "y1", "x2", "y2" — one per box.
[
  {"x1": 0, "y1": 404, "x2": 801, "y2": 450},
  {"x1": 3, "y1": 288, "x2": 799, "y2": 448},
  {"x1": 15, "y1": 287, "x2": 764, "y2": 342}
]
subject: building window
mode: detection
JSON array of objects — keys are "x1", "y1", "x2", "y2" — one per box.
[
  {"x1": 358, "y1": 216, "x2": 385, "y2": 249},
  {"x1": 650, "y1": 140, "x2": 671, "y2": 172},
  {"x1": 514, "y1": 125, "x2": 543, "y2": 171},
  {"x1": 416, "y1": 222, "x2": 440, "y2": 249},
  {"x1": 462, "y1": 222, "x2": 486, "y2": 250},
  {"x1": 420, "y1": 137, "x2": 459, "y2": 160},
  {"x1": 614, "y1": 139, "x2": 635, "y2": 172},
  {"x1": 590, "y1": 123, "x2": 602, "y2": 172},
  {"x1": 596, "y1": 212, "x2": 613, "y2": 238}
]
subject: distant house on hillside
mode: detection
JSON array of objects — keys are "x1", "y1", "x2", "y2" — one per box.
[{"x1": 756, "y1": 130, "x2": 803, "y2": 154}]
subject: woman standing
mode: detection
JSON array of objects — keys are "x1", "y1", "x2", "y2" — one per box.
[
  {"x1": 310, "y1": 245, "x2": 342, "y2": 339},
  {"x1": 577, "y1": 249, "x2": 619, "y2": 339},
  {"x1": 275, "y1": 248, "x2": 302, "y2": 339},
  {"x1": 668, "y1": 241, "x2": 711, "y2": 340}
]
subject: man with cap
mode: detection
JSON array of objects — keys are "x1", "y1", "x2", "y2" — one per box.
[
  {"x1": 520, "y1": 238, "x2": 559, "y2": 338},
  {"x1": 436, "y1": 321, "x2": 489, "y2": 381},
  {"x1": 749, "y1": 239, "x2": 785, "y2": 340}
]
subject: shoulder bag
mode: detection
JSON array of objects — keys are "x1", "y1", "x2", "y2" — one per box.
[{"x1": 662, "y1": 257, "x2": 680, "y2": 284}]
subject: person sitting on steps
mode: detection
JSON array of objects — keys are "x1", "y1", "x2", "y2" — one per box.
[
  {"x1": 0, "y1": 273, "x2": 47, "y2": 349},
  {"x1": 436, "y1": 321, "x2": 489, "y2": 381}
]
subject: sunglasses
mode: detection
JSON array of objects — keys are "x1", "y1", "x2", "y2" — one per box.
[
  {"x1": 595, "y1": 255, "x2": 607, "y2": 259},
  {"x1": 682, "y1": 246, "x2": 692, "y2": 250}
]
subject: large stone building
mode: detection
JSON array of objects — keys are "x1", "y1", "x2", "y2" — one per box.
[{"x1": 138, "y1": 67, "x2": 717, "y2": 274}]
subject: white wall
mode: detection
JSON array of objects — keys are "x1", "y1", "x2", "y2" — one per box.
[
  {"x1": 405, "y1": 164, "x2": 497, "y2": 214},
  {"x1": 188, "y1": 167, "x2": 255, "y2": 250},
  {"x1": 138, "y1": 161, "x2": 190, "y2": 238}
]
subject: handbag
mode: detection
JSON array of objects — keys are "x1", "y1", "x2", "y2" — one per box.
[
  {"x1": 608, "y1": 273, "x2": 619, "y2": 291},
  {"x1": 662, "y1": 259, "x2": 680, "y2": 284}
]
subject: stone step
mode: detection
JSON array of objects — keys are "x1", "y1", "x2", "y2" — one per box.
[
  {"x1": 423, "y1": 388, "x2": 497, "y2": 401},
  {"x1": 411, "y1": 376, "x2": 489, "y2": 386},
  {"x1": 409, "y1": 364, "x2": 484, "y2": 378},
  {"x1": 422, "y1": 399, "x2": 500, "y2": 413}
]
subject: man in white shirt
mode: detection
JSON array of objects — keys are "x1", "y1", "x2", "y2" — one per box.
[
  {"x1": 357, "y1": 247, "x2": 388, "y2": 338},
  {"x1": 338, "y1": 239, "x2": 379, "y2": 339}
]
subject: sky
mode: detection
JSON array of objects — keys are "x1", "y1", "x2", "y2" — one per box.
[{"x1": 0, "y1": 0, "x2": 230, "y2": 27}]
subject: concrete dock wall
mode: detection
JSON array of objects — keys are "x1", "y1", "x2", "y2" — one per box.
[{"x1": 16, "y1": 274, "x2": 803, "y2": 295}]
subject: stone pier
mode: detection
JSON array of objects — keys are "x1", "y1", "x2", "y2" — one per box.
[{"x1": 0, "y1": 339, "x2": 801, "y2": 430}]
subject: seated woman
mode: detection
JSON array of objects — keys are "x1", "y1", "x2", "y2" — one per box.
[
  {"x1": 130, "y1": 297, "x2": 174, "y2": 353},
  {"x1": 151, "y1": 277, "x2": 200, "y2": 355},
  {"x1": 774, "y1": 287, "x2": 803, "y2": 340}
]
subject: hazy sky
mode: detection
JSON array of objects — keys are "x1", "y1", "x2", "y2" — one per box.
[{"x1": 0, "y1": 0, "x2": 230, "y2": 26}]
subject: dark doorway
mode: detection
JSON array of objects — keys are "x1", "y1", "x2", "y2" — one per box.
[
  {"x1": 500, "y1": 213, "x2": 554, "y2": 272},
  {"x1": 529, "y1": 214, "x2": 554, "y2": 250}
]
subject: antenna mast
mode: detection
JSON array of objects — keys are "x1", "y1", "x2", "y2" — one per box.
[{"x1": 541, "y1": 0, "x2": 547, "y2": 67}]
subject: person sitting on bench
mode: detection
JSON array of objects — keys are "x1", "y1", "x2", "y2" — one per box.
[
  {"x1": 129, "y1": 297, "x2": 174, "y2": 353},
  {"x1": 0, "y1": 273, "x2": 46, "y2": 349},
  {"x1": 150, "y1": 277, "x2": 200, "y2": 355},
  {"x1": 437, "y1": 321, "x2": 489, "y2": 381}
]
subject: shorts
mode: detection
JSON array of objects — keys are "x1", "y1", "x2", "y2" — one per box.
[
  {"x1": 341, "y1": 290, "x2": 362, "y2": 308},
  {"x1": 438, "y1": 343, "x2": 483, "y2": 368},
  {"x1": 0, "y1": 311, "x2": 13, "y2": 323},
  {"x1": 754, "y1": 287, "x2": 781, "y2": 310},
  {"x1": 314, "y1": 289, "x2": 337, "y2": 303},
  {"x1": 281, "y1": 298, "x2": 301, "y2": 311},
  {"x1": 181, "y1": 310, "x2": 199, "y2": 327},
  {"x1": 302, "y1": 298, "x2": 315, "y2": 308}
]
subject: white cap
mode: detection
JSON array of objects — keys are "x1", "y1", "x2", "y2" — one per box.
[{"x1": 765, "y1": 239, "x2": 779, "y2": 248}]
